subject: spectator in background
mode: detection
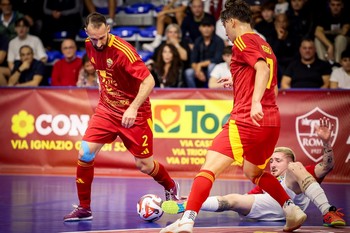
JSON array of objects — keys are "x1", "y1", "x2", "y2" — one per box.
[
  {"x1": 254, "y1": 1, "x2": 276, "y2": 45},
  {"x1": 270, "y1": 13, "x2": 299, "y2": 85},
  {"x1": 76, "y1": 53, "x2": 98, "y2": 87},
  {"x1": 7, "y1": 18, "x2": 47, "y2": 71},
  {"x1": 314, "y1": 0, "x2": 350, "y2": 64},
  {"x1": 8, "y1": 45, "x2": 45, "y2": 86},
  {"x1": 330, "y1": 49, "x2": 350, "y2": 89},
  {"x1": 0, "y1": 35, "x2": 9, "y2": 86},
  {"x1": 281, "y1": 38, "x2": 332, "y2": 89},
  {"x1": 208, "y1": 46, "x2": 232, "y2": 89},
  {"x1": 0, "y1": 17, "x2": 47, "y2": 87},
  {"x1": 142, "y1": 0, "x2": 188, "y2": 52},
  {"x1": 51, "y1": 39, "x2": 82, "y2": 86},
  {"x1": 244, "y1": 0, "x2": 271, "y2": 25},
  {"x1": 11, "y1": 0, "x2": 44, "y2": 36},
  {"x1": 286, "y1": 0, "x2": 315, "y2": 48},
  {"x1": 185, "y1": 17, "x2": 225, "y2": 88},
  {"x1": 149, "y1": 23, "x2": 191, "y2": 70},
  {"x1": 41, "y1": 0, "x2": 83, "y2": 49},
  {"x1": 181, "y1": 0, "x2": 216, "y2": 48},
  {"x1": 152, "y1": 43, "x2": 184, "y2": 88},
  {"x1": 0, "y1": 0, "x2": 24, "y2": 40}
]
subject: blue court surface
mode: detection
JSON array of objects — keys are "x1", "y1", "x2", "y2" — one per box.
[{"x1": 0, "y1": 175, "x2": 349, "y2": 233}]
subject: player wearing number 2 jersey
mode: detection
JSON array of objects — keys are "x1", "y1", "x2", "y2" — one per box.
[
  {"x1": 160, "y1": 1, "x2": 306, "y2": 233},
  {"x1": 63, "y1": 12, "x2": 180, "y2": 222}
]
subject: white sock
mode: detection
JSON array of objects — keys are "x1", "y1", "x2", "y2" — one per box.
[
  {"x1": 182, "y1": 210, "x2": 197, "y2": 222},
  {"x1": 200, "y1": 196, "x2": 219, "y2": 212},
  {"x1": 304, "y1": 182, "x2": 331, "y2": 215}
]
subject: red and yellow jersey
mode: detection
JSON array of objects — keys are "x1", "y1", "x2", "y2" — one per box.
[
  {"x1": 85, "y1": 34, "x2": 152, "y2": 121},
  {"x1": 230, "y1": 32, "x2": 279, "y2": 127}
]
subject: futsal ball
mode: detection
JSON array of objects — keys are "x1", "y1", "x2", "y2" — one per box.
[{"x1": 137, "y1": 194, "x2": 164, "y2": 222}]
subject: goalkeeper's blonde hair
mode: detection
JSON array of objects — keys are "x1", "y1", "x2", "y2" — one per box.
[{"x1": 274, "y1": 147, "x2": 296, "y2": 162}]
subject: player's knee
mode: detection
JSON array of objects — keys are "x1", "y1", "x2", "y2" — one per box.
[
  {"x1": 287, "y1": 161, "x2": 303, "y2": 172},
  {"x1": 135, "y1": 160, "x2": 153, "y2": 174},
  {"x1": 79, "y1": 140, "x2": 96, "y2": 162}
]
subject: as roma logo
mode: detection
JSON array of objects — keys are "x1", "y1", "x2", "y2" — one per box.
[{"x1": 295, "y1": 107, "x2": 338, "y2": 162}]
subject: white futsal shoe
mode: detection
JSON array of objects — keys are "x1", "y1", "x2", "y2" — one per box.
[
  {"x1": 283, "y1": 200, "x2": 307, "y2": 232},
  {"x1": 159, "y1": 218, "x2": 194, "y2": 233}
]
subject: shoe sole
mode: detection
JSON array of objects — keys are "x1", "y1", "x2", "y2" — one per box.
[
  {"x1": 63, "y1": 216, "x2": 93, "y2": 222},
  {"x1": 323, "y1": 220, "x2": 346, "y2": 227},
  {"x1": 283, "y1": 213, "x2": 307, "y2": 232},
  {"x1": 161, "y1": 200, "x2": 186, "y2": 214}
]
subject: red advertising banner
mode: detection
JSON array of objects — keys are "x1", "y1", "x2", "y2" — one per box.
[{"x1": 0, "y1": 88, "x2": 349, "y2": 182}]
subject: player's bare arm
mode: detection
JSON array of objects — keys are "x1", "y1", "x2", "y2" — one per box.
[
  {"x1": 122, "y1": 74, "x2": 155, "y2": 128},
  {"x1": 314, "y1": 117, "x2": 334, "y2": 178},
  {"x1": 251, "y1": 60, "x2": 270, "y2": 126}
]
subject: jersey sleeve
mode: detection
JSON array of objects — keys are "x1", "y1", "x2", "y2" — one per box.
[{"x1": 234, "y1": 35, "x2": 265, "y2": 69}]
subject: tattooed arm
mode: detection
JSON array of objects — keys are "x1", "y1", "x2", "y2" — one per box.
[{"x1": 314, "y1": 117, "x2": 334, "y2": 179}]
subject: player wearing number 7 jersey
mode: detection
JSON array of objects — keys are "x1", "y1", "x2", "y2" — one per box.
[{"x1": 159, "y1": 1, "x2": 306, "y2": 233}]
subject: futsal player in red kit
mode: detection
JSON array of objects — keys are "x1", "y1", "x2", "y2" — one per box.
[
  {"x1": 160, "y1": 0, "x2": 307, "y2": 232},
  {"x1": 63, "y1": 12, "x2": 180, "y2": 222}
]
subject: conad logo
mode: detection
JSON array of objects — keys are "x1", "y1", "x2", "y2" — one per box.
[{"x1": 11, "y1": 110, "x2": 90, "y2": 138}]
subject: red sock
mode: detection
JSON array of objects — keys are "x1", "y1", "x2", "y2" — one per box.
[
  {"x1": 149, "y1": 160, "x2": 174, "y2": 190},
  {"x1": 76, "y1": 160, "x2": 94, "y2": 209},
  {"x1": 186, "y1": 170, "x2": 215, "y2": 213},
  {"x1": 255, "y1": 172, "x2": 290, "y2": 206}
]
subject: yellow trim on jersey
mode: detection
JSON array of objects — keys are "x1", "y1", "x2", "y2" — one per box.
[
  {"x1": 229, "y1": 120, "x2": 244, "y2": 166},
  {"x1": 234, "y1": 36, "x2": 246, "y2": 51},
  {"x1": 196, "y1": 171, "x2": 215, "y2": 183},
  {"x1": 110, "y1": 35, "x2": 137, "y2": 63}
]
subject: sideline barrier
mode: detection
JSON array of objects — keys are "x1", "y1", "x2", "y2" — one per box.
[{"x1": 0, "y1": 88, "x2": 349, "y2": 182}]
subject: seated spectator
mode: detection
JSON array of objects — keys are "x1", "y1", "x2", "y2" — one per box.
[
  {"x1": 181, "y1": 0, "x2": 216, "y2": 48},
  {"x1": 208, "y1": 46, "x2": 232, "y2": 89},
  {"x1": 330, "y1": 49, "x2": 350, "y2": 89},
  {"x1": 254, "y1": 1, "x2": 276, "y2": 44},
  {"x1": 51, "y1": 39, "x2": 82, "y2": 86},
  {"x1": 0, "y1": 17, "x2": 47, "y2": 87},
  {"x1": 8, "y1": 45, "x2": 45, "y2": 86},
  {"x1": 151, "y1": 43, "x2": 184, "y2": 88},
  {"x1": 142, "y1": 0, "x2": 188, "y2": 52},
  {"x1": 149, "y1": 23, "x2": 191, "y2": 69},
  {"x1": 314, "y1": 0, "x2": 350, "y2": 63},
  {"x1": 41, "y1": 0, "x2": 83, "y2": 49},
  {"x1": 270, "y1": 13, "x2": 300, "y2": 84},
  {"x1": 0, "y1": 0, "x2": 24, "y2": 40},
  {"x1": 76, "y1": 53, "x2": 98, "y2": 87},
  {"x1": 281, "y1": 38, "x2": 332, "y2": 89},
  {"x1": 274, "y1": 0, "x2": 289, "y2": 14},
  {"x1": 286, "y1": 0, "x2": 315, "y2": 48},
  {"x1": 11, "y1": 0, "x2": 44, "y2": 36},
  {"x1": 185, "y1": 17, "x2": 225, "y2": 88},
  {"x1": 7, "y1": 18, "x2": 47, "y2": 71}
]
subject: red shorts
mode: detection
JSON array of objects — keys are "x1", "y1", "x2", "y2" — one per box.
[
  {"x1": 209, "y1": 120, "x2": 280, "y2": 169},
  {"x1": 83, "y1": 105, "x2": 153, "y2": 158}
]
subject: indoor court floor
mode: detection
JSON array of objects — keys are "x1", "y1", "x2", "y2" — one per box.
[{"x1": 0, "y1": 174, "x2": 349, "y2": 233}]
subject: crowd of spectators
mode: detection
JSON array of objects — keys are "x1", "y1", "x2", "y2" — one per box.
[{"x1": 0, "y1": 0, "x2": 349, "y2": 89}]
